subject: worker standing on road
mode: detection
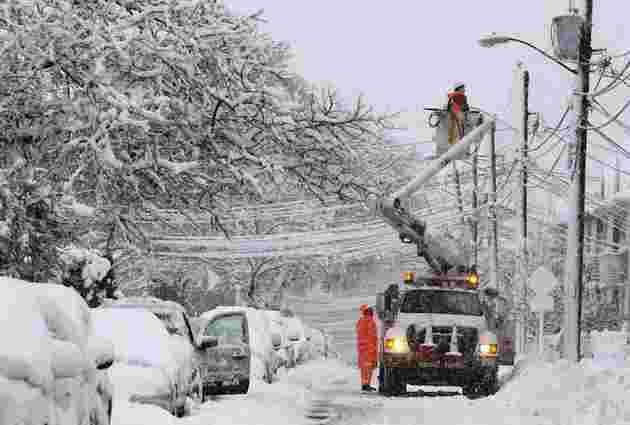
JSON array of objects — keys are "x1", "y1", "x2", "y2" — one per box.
[
  {"x1": 447, "y1": 82, "x2": 470, "y2": 145},
  {"x1": 356, "y1": 304, "x2": 378, "y2": 392}
]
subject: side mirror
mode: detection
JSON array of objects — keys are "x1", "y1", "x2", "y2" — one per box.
[
  {"x1": 198, "y1": 336, "x2": 219, "y2": 350},
  {"x1": 88, "y1": 335, "x2": 115, "y2": 372},
  {"x1": 288, "y1": 330, "x2": 301, "y2": 342},
  {"x1": 97, "y1": 358, "x2": 114, "y2": 370},
  {"x1": 271, "y1": 333, "x2": 282, "y2": 349}
]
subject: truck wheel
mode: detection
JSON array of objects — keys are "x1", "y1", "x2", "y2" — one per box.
[
  {"x1": 381, "y1": 367, "x2": 404, "y2": 396},
  {"x1": 174, "y1": 404, "x2": 186, "y2": 418},
  {"x1": 463, "y1": 367, "x2": 498, "y2": 398},
  {"x1": 238, "y1": 379, "x2": 250, "y2": 394},
  {"x1": 480, "y1": 367, "x2": 499, "y2": 396}
]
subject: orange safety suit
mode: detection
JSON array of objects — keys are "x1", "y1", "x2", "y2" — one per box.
[
  {"x1": 447, "y1": 90, "x2": 470, "y2": 145},
  {"x1": 356, "y1": 305, "x2": 378, "y2": 386}
]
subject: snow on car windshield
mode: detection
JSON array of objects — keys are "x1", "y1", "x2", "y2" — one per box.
[{"x1": 400, "y1": 289, "x2": 483, "y2": 316}]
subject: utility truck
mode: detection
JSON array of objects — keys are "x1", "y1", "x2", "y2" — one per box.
[{"x1": 370, "y1": 115, "x2": 515, "y2": 398}]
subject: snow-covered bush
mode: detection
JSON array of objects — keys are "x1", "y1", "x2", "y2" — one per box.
[{"x1": 59, "y1": 246, "x2": 119, "y2": 307}]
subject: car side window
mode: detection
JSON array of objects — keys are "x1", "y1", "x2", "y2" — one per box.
[{"x1": 204, "y1": 314, "x2": 247, "y2": 343}]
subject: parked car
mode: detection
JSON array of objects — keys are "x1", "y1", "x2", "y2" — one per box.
[
  {"x1": 195, "y1": 307, "x2": 284, "y2": 399},
  {"x1": 102, "y1": 296, "x2": 196, "y2": 346},
  {"x1": 264, "y1": 310, "x2": 300, "y2": 368},
  {"x1": 92, "y1": 307, "x2": 194, "y2": 417},
  {"x1": 0, "y1": 277, "x2": 115, "y2": 425}
]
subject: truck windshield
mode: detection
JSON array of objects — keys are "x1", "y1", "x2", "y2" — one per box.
[{"x1": 400, "y1": 289, "x2": 483, "y2": 316}]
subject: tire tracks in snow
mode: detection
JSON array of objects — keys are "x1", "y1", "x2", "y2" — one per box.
[{"x1": 303, "y1": 376, "x2": 385, "y2": 425}]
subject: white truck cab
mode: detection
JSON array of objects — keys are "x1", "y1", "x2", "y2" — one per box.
[{"x1": 375, "y1": 271, "x2": 512, "y2": 397}]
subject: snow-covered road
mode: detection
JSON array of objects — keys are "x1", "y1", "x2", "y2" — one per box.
[{"x1": 112, "y1": 357, "x2": 630, "y2": 425}]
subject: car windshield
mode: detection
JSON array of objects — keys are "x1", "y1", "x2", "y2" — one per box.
[
  {"x1": 400, "y1": 289, "x2": 483, "y2": 316},
  {"x1": 204, "y1": 314, "x2": 246, "y2": 342}
]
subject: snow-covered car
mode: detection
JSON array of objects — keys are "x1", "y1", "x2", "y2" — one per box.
[
  {"x1": 303, "y1": 327, "x2": 329, "y2": 359},
  {"x1": 91, "y1": 307, "x2": 194, "y2": 417},
  {"x1": 195, "y1": 307, "x2": 284, "y2": 397},
  {"x1": 263, "y1": 310, "x2": 314, "y2": 368},
  {"x1": 0, "y1": 277, "x2": 115, "y2": 425},
  {"x1": 264, "y1": 310, "x2": 295, "y2": 368},
  {"x1": 101, "y1": 296, "x2": 196, "y2": 345}
]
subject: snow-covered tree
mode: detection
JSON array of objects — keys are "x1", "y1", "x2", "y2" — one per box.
[
  {"x1": 0, "y1": 0, "x2": 394, "y2": 304},
  {"x1": 1, "y1": 0, "x2": 392, "y2": 239},
  {"x1": 0, "y1": 155, "x2": 70, "y2": 282}
]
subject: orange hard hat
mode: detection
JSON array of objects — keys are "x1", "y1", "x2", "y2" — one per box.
[{"x1": 360, "y1": 304, "x2": 369, "y2": 313}]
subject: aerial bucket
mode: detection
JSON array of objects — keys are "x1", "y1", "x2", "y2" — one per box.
[{"x1": 427, "y1": 108, "x2": 483, "y2": 159}]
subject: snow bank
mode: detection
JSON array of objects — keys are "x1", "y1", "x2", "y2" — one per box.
[{"x1": 496, "y1": 358, "x2": 630, "y2": 425}]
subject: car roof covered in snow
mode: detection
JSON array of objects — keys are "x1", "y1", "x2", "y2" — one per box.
[
  {"x1": 103, "y1": 296, "x2": 186, "y2": 312},
  {"x1": 91, "y1": 307, "x2": 178, "y2": 369}
]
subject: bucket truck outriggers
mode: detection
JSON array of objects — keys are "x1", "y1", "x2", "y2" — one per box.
[{"x1": 371, "y1": 117, "x2": 515, "y2": 398}]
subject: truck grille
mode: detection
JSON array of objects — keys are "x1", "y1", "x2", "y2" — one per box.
[{"x1": 414, "y1": 326, "x2": 478, "y2": 356}]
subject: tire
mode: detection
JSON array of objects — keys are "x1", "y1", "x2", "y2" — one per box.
[
  {"x1": 480, "y1": 367, "x2": 499, "y2": 396},
  {"x1": 381, "y1": 367, "x2": 405, "y2": 396},
  {"x1": 238, "y1": 379, "x2": 250, "y2": 394},
  {"x1": 463, "y1": 367, "x2": 498, "y2": 398},
  {"x1": 174, "y1": 404, "x2": 186, "y2": 418}
]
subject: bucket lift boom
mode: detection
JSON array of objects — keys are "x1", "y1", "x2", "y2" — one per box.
[{"x1": 372, "y1": 118, "x2": 495, "y2": 274}]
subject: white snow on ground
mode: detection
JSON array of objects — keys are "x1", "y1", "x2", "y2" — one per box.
[
  {"x1": 112, "y1": 400, "x2": 176, "y2": 425},
  {"x1": 111, "y1": 355, "x2": 630, "y2": 425}
]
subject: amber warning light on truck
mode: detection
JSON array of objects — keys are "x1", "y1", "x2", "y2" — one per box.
[
  {"x1": 402, "y1": 271, "x2": 415, "y2": 284},
  {"x1": 465, "y1": 272, "x2": 479, "y2": 289}
]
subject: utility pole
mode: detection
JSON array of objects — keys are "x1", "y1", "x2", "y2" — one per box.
[
  {"x1": 472, "y1": 133, "x2": 479, "y2": 268},
  {"x1": 488, "y1": 121, "x2": 499, "y2": 293},
  {"x1": 564, "y1": 0, "x2": 593, "y2": 362},
  {"x1": 522, "y1": 69, "x2": 530, "y2": 355},
  {"x1": 515, "y1": 66, "x2": 530, "y2": 355}
]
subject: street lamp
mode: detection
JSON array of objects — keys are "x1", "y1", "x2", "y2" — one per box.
[
  {"x1": 478, "y1": 34, "x2": 577, "y2": 75},
  {"x1": 477, "y1": 0, "x2": 593, "y2": 363}
]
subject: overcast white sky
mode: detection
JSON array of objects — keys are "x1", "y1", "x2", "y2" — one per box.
[{"x1": 224, "y1": 0, "x2": 630, "y2": 190}]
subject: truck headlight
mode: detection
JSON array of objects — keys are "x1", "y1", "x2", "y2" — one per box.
[
  {"x1": 479, "y1": 343, "x2": 498, "y2": 355},
  {"x1": 384, "y1": 336, "x2": 409, "y2": 353}
]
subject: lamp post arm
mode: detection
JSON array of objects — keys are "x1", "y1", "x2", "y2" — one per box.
[{"x1": 507, "y1": 37, "x2": 578, "y2": 75}]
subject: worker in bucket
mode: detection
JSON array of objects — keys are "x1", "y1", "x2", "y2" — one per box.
[
  {"x1": 356, "y1": 304, "x2": 378, "y2": 391},
  {"x1": 446, "y1": 82, "x2": 470, "y2": 145}
]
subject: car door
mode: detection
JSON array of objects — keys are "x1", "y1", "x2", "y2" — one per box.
[{"x1": 199, "y1": 313, "x2": 251, "y2": 396}]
